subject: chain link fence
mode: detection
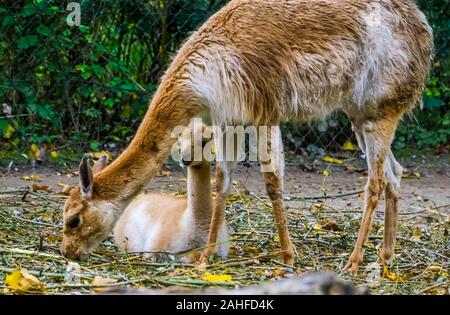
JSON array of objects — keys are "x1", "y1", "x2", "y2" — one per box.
[{"x1": 0, "y1": 0, "x2": 448, "y2": 163}]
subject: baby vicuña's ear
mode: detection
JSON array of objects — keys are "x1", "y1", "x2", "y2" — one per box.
[{"x1": 79, "y1": 154, "x2": 93, "y2": 199}]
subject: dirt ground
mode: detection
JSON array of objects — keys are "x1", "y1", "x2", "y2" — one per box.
[
  {"x1": 2, "y1": 162, "x2": 450, "y2": 218},
  {"x1": 0, "y1": 159, "x2": 449, "y2": 295}
]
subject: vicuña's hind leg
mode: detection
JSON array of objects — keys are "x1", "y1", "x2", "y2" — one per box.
[
  {"x1": 344, "y1": 115, "x2": 401, "y2": 273},
  {"x1": 381, "y1": 151, "x2": 402, "y2": 263}
]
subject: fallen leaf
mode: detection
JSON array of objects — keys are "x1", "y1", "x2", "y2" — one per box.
[
  {"x1": 313, "y1": 222, "x2": 323, "y2": 230},
  {"x1": 244, "y1": 244, "x2": 261, "y2": 256},
  {"x1": 5, "y1": 269, "x2": 44, "y2": 293},
  {"x1": 274, "y1": 235, "x2": 280, "y2": 244},
  {"x1": 31, "y1": 175, "x2": 41, "y2": 181},
  {"x1": 312, "y1": 203, "x2": 326, "y2": 211},
  {"x1": 402, "y1": 172, "x2": 421, "y2": 179},
  {"x1": 321, "y1": 219, "x2": 342, "y2": 231},
  {"x1": 273, "y1": 269, "x2": 286, "y2": 277},
  {"x1": 323, "y1": 170, "x2": 331, "y2": 177},
  {"x1": 382, "y1": 266, "x2": 399, "y2": 281},
  {"x1": 411, "y1": 227, "x2": 422, "y2": 241},
  {"x1": 343, "y1": 141, "x2": 358, "y2": 151},
  {"x1": 202, "y1": 272, "x2": 233, "y2": 283},
  {"x1": 22, "y1": 175, "x2": 41, "y2": 181},
  {"x1": 32, "y1": 184, "x2": 50, "y2": 192},
  {"x1": 323, "y1": 156, "x2": 344, "y2": 164},
  {"x1": 160, "y1": 170, "x2": 171, "y2": 177}
]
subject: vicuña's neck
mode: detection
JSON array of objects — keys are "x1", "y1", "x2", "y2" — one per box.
[
  {"x1": 187, "y1": 162, "x2": 213, "y2": 227},
  {"x1": 93, "y1": 79, "x2": 201, "y2": 210}
]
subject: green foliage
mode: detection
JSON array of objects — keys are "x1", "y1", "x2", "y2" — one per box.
[
  {"x1": 0, "y1": 0, "x2": 448, "y2": 156},
  {"x1": 0, "y1": 0, "x2": 227, "y2": 152}
]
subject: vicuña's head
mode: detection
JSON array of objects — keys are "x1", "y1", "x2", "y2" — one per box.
[
  {"x1": 61, "y1": 155, "x2": 114, "y2": 261},
  {"x1": 179, "y1": 121, "x2": 213, "y2": 169}
]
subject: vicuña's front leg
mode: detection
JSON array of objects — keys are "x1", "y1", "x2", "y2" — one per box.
[
  {"x1": 200, "y1": 161, "x2": 234, "y2": 264},
  {"x1": 263, "y1": 171, "x2": 295, "y2": 265},
  {"x1": 344, "y1": 116, "x2": 400, "y2": 273},
  {"x1": 261, "y1": 126, "x2": 294, "y2": 265}
]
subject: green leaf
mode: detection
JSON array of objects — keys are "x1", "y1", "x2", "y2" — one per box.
[
  {"x1": 0, "y1": 7, "x2": 7, "y2": 14},
  {"x1": 0, "y1": 120, "x2": 8, "y2": 133},
  {"x1": 23, "y1": 4, "x2": 38, "y2": 16},
  {"x1": 17, "y1": 36, "x2": 39, "y2": 49},
  {"x1": 79, "y1": 25, "x2": 90, "y2": 33},
  {"x1": 424, "y1": 97, "x2": 444, "y2": 109},
  {"x1": 81, "y1": 71, "x2": 92, "y2": 80},
  {"x1": 91, "y1": 65, "x2": 105, "y2": 75},
  {"x1": 90, "y1": 141, "x2": 101, "y2": 152},
  {"x1": 95, "y1": 44, "x2": 108, "y2": 53},
  {"x1": 37, "y1": 26, "x2": 51, "y2": 36},
  {"x1": 2, "y1": 16, "x2": 14, "y2": 27}
]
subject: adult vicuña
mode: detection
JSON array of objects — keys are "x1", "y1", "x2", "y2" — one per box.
[
  {"x1": 112, "y1": 122, "x2": 229, "y2": 263},
  {"x1": 61, "y1": 0, "x2": 433, "y2": 273}
]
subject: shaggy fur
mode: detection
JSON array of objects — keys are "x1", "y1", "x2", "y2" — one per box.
[{"x1": 62, "y1": 0, "x2": 433, "y2": 272}]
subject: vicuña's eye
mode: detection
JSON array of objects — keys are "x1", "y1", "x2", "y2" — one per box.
[{"x1": 67, "y1": 215, "x2": 81, "y2": 229}]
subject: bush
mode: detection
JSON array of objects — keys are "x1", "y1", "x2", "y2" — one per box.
[{"x1": 0, "y1": 0, "x2": 448, "y2": 157}]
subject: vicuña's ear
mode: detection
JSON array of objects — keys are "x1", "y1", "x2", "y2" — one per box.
[
  {"x1": 92, "y1": 155, "x2": 108, "y2": 174},
  {"x1": 79, "y1": 154, "x2": 94, "y2": 199}
]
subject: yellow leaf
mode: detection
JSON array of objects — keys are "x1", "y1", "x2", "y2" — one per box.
[
  {"x1": 323, "y1": 156, "x2": 344, "y2": 164},
  {"x1": 5, "y1": 269, "x2": 44, "y2": 293},
  {"x1": 323, "y1": 170, "x2": 331, "y2": 177},
  {"x1": 31, "y1": 175, "x2": 41, "y2": 181},
  {"x1": 160, "y1": 170, "x2": 171, "y2": 177},
  {"x1": 274, "y1": 235, "x2": 280, "y2": 244},
  {"x1": 382, "y1": 266, "x2": 398, "y2": 281},
  {"x1": 202, "y1": 272, "x2": 233, "y2": 283},
  {"x1": 312, "y1": 203, "x2": 326, "y2": 211},
  {"x1": 50, "y1": 151, "x2": 59, "y2": 159},
  {"x1": 343, "y1": 141, "x2": 358, "y2": 151},
  {"x1": 3, "y1": 124, "x2": 15, "y2": 139},
  {"x1": 402, "y1": 172, "x2": 421, "y2": 180},
  {"x1": 21, "y1": 175, "x2": 40, "y2": 181},
  {"x1": 30, "y1": 144, "x2": 39, "y2": 154},
  {"x1": 313, "y1": 222, "x2": 323, "y2": 230},
  {"x1": 411, "y1": 227, "x2": 422, "y2": 241}
]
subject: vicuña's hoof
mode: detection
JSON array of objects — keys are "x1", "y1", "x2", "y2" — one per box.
[
  {"x1": 281, "y1": 249, "x2": 295, "y2": 266},
  {"x1": 343, "y1": 252, "x2": 363, "y2": 274}
]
